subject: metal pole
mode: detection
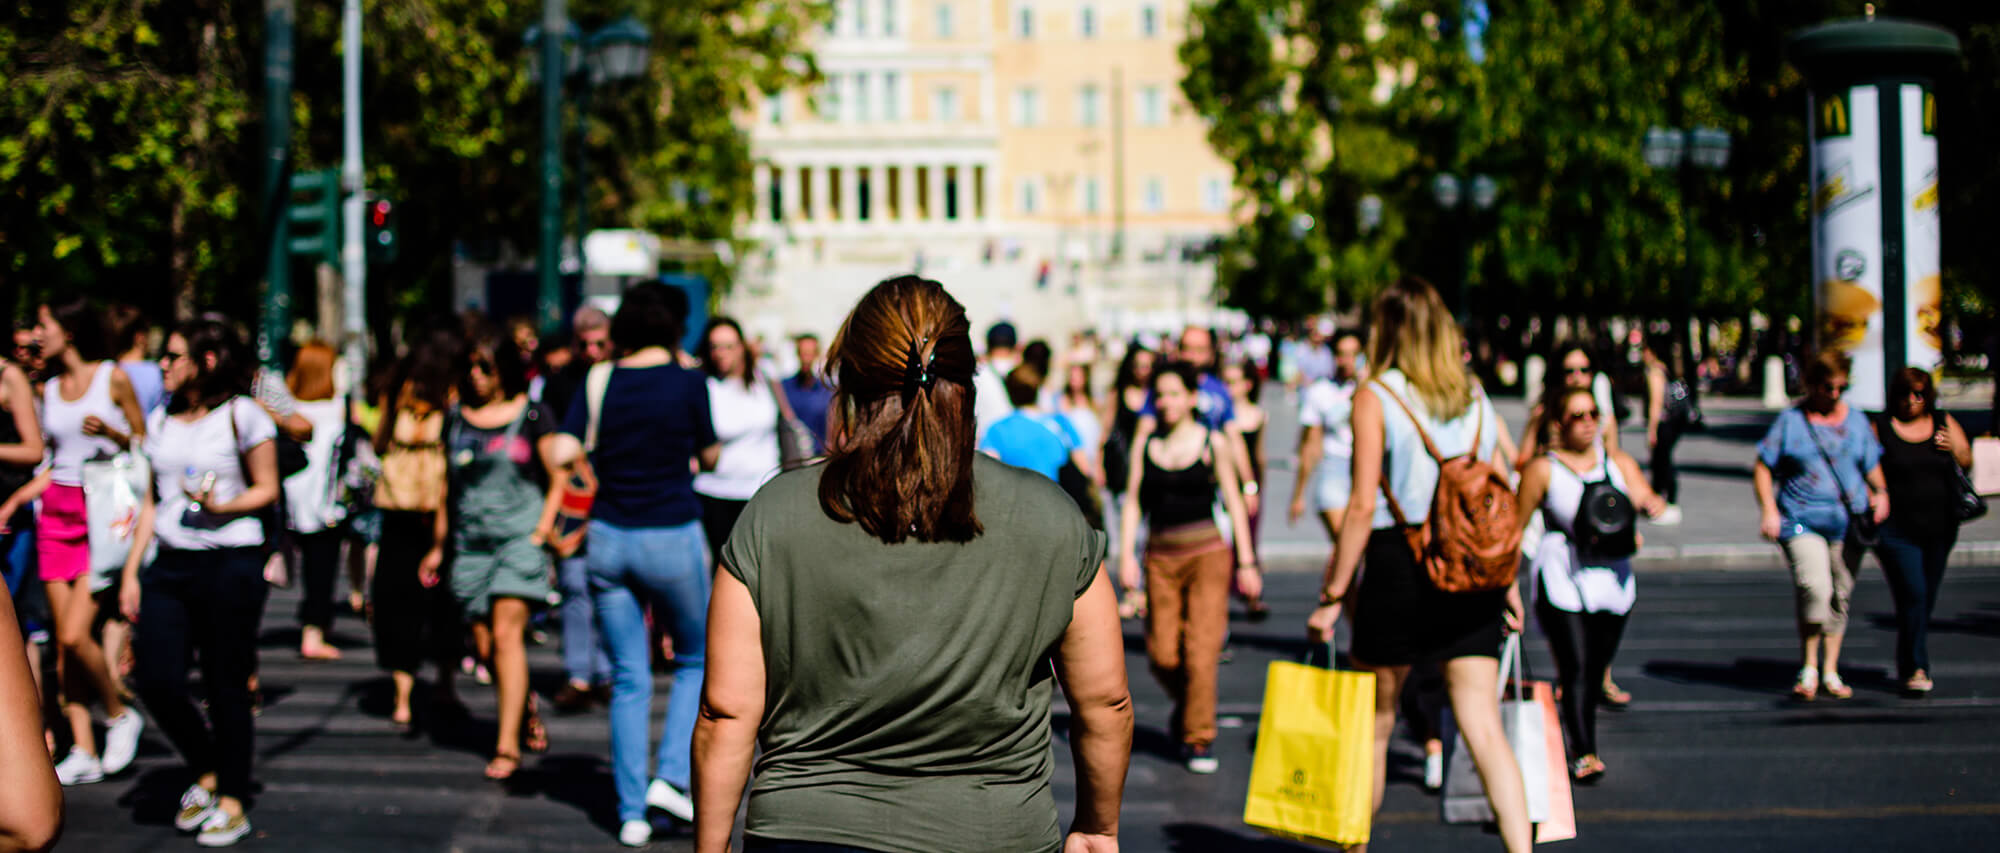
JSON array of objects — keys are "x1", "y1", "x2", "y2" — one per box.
[
  {"x1": 538, "y1": 0, "x2": 566, "y2": 334},
  {"x1": 260, "y1": 0, "x2": 296, "y2": 370},
  {"x1": 1679, "y1": 156, "x2": 1699, "y2": 389},
  {"x1": 340, "y1": 0, "x2": 367, "y2": 386},
  {"x1": 574, "y1": 79, "x2": 591, "y2": 294}
]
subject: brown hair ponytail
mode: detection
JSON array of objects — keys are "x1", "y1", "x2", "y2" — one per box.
[{"x1": 818, "y1": 276, "x2": 983, "y2": 544}]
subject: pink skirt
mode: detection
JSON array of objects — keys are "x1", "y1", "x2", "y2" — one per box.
[{"x1": 37, "y1": 483, "x2": 90, "y2": 583}]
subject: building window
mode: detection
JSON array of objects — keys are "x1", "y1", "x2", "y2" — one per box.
[
  {"x1": 1203, "y1": 176, "x2": 1227, "y2": 213},
  {"x1": 1083, "y1": 176, "x2": 1102, "y2": 214},
  {"x1": 882, "y1": 71, "x2": 901, "y2": 120},
  {"x1": 765, "y1": 92, "x2": 784, "y2": 125},
  {"x1": 1015, "y1": 3, "x2": 1034, "y2": 38},
  {"x1": 935, "y1": 86, "x2": 960, "y2": 122},
  {"x1": 1140, "y1": 4, "x2": 1160, "y2": 37},
  {"x1": 1019, "y1": 179, "x2": 1040, "y2": 215},
  {"x1": 1143, "y1": 176, "x2": 1164, "y2": 213},
  {"x1": 1078, "y1": 84, "x2": 1100, "y2": 127},
  {"x1": 1013, "y1": 87, "x2": 1040, "y2": 127},
  {"x1": 1137, "y1": 86, "x2": 1164, "y2": 126},
  {"x1": 854, "y1": 72, "x2": 871, "y2": 121},
  {"x1": 935, "y1": 2, "x2": 953, "y2": 37},
  {"x1": 884, "y1": 0, "x2": 897, "y2": 35},
  {"x1": 769, "y1": 166, "x2": 784, "y2": 221},
  {"x1": 820, "y1": 73, "x2": 843, "y2": 121},
  {"x1": 1080, "y1": 5, "x2": 1097, "y2": 38}
]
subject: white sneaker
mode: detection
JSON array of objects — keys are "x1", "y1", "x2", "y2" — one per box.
[
  {"x1": 175, "y1": 784, "x2": 219, "y2": 832},
  {"x1": 54, "y1": 749, "x2": 104, "y2": 786},
  {"x1": 645, "y1": 778, "x2": 694, "y2": 822},
  {"x1": 618, "y1": 819, "x2": 652, "y2": 847},
  {"x1": 1651, "y1": 504, "x2": 1684, "y2": 526},
  {"x1": 195, "y1": 810, "x2": 252, "y2": 847},
  {"x1": 1424, "y1": 751, "x2": 1445, "y2": 791},
  {"x1": 102, "y1": 709, "x2": 145, "y2": 774}
]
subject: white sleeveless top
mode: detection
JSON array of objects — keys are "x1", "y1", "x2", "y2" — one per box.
[
  {"x1": 42, "y1": 361, "x2": 129, "y2": 486},
  {"x1": 1532, "y1": 443, "x2": 1636, "y2": 615},
  {"x1": 1370, "y1": 369, "x2": 1501, "y2": 529}
]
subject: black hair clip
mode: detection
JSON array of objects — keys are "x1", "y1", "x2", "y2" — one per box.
[{"x1": 905, "y1": 336, "x2": 937, "y2": 393}]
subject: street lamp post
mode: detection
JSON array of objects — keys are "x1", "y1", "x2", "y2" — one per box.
[
  {"x1": 529, "y1": 13, "x2": 650, "y2": 334},
  {"x1": 1644, "y1": 125, "x2": 1731, "y2": 389},
  {"x1": 1429, "y1": 173, "x2": 1498, "y2": 325}
]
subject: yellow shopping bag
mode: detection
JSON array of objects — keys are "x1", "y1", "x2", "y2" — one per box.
[{"x1": 1243, "y1": 659, "x2": 1376, "y2": 846}]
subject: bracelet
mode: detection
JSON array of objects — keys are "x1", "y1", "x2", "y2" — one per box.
[{"x1": 1318, "y1": 589, "x2": 1345, "y2": 607}]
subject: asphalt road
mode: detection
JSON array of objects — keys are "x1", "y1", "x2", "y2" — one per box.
[{"x1": 49, "y1": 560, "x2": 2000, "y2": 852}]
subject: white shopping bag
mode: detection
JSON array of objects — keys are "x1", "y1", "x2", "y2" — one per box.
[
  {"x1": 82, "y1": 451, "x2": 155, "y2": 589},
  {"x1": 1440, "y1": 633, "x2": 1550, "y2": 826},
  {"x1": 1973, "y1": 436, "x2": 2000, "y2": 496}
]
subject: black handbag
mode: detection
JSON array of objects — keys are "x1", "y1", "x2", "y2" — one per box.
[
  {"x1": 1573, "y1": 452, "x2": 1638, "y2": 561},
  {"x1": 1937, "y1": 414, "x2": 1988, "y2": 522},
  {"x1": 1807, "y1": 419, "x2": 1878, "y2": 547},
  {"x1": 1665, "y1": 379, "x2": 1704, "y2": 431}
]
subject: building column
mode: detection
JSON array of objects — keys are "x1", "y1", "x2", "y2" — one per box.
[
  {"x1": 840, "y1": 161, "x2": 861, "y2": 224},
  {"x1": 897, "y1": 162, "x2": 919, "y2": 223},
  {"x1": 780, "y1": 164, "x2": 802, "y2": 222},
  {"x1": 928, "y1": 162, "x2": 949, "y2": 222},
  {"x1": 968, "y1": 160, "x2": 987, "y2": 222},
  {"x1": 810, "y1": 162, "x2": 833, "y2": 222},
  {"x1": 752, "y1": 164, "x2": 771, "y2": 222}
]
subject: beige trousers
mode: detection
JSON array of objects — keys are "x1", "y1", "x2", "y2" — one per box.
[{"x1": 1781, "y1": 532, "x2": 1862, "y2": 635}]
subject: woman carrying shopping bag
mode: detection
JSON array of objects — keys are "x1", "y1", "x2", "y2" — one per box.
[{"x1": 1306, "y1": 277, "x2": 1531, "y2": 853}]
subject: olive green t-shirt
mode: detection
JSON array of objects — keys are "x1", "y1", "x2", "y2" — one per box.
[{"x1": 719, "y1": 455, "x2": 1107, "y2": 853}]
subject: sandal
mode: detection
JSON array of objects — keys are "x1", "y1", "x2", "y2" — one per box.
[
  {"x1": 1821, "y1": 671, "x2": 1853, "y2": 699},
  {"x1": 1600, "y1": 678, "x2": 1633, "y2": 710},
  {"x1": 1792, "y1": 667, "x2": 1819, "y2": 701},
  {"x1": 390, "y1": 708, "x2": 415, "y2": 735},
  {"x1": 484, "y1": 751, "x2": 521, "y2": 781},
  {"x1": 1570, "y1": 755, "x2": 1606, "y2": 785},
  {"x1": 1904, "y1": 670, "x2": 1935, "y2": 695},
  {"x1": 299, "y1": 644, "x2": 343, "y2": 662},
  {"x1": 523, "y1": 696, "x2": 550, "y2": 754},
  {"x1": 1117, "y1": 590, "x2": 1147, "y2": 620}
]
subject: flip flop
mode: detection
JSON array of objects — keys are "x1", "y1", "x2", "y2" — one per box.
[{"x1": 485, "y1": 751, "x2": 521, "y2": 781}]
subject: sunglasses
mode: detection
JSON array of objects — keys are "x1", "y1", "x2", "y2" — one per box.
[
  {"x1": 1564, "y1": 366, "x2": 1592, "y2": 375},
  {"x1": 161, "y1": 351, "x2": 188, "y2": 365},
  {"x1": 1564, "y1": 408, "x2": 1600, "y2": 422},
  {"x1": 470, "y1": 359, "x2": 497, "y2": 374},
  {"x1": 1821, "y1": 382, "x2": 1849, "y2": 395}
]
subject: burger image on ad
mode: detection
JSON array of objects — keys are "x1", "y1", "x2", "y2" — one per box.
[
  {"x1": 1821, "y1": 278, "x2": 1879, "y2": 351},
  {"x1": 1913, "y1": 274, "x2": 1943, "y2": 351}
]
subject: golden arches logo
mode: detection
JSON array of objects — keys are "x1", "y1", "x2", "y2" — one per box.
[
  {"x1": 1819, "y1": 93, "x2": 1849, "y2": 137},
  {"x1": 1923, "y1": 92, "x2": 1937, "y2": 135}
]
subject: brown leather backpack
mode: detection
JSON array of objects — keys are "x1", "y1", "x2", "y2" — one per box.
[{"x1": 1375, "y1": 382, "x2": 1521, "y2": 593}]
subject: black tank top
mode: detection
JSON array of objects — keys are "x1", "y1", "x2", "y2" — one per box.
[
  {"x1": 1879, "y1": 413, "x2": 1960, "y2": 539},
  {"x1": 1139, "y1": 429, "x2": 1217, "y2": 529}
]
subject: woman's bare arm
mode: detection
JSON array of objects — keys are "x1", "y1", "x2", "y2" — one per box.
[
  {"x1": 0, "y1": 366, "x2": 43, "y2": 467},
  {"x1": 0, "y1": 584, "x2": 62, "y2": 852},
  {"x1": 1056, "y1": 569, "x2": 1133, "y2": 843},
  {"x1": 694, "y1": 569, "x2": 766, "y2": 853}
]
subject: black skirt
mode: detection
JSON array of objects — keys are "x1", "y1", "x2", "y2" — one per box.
[{"x1": 1350, "y1": 527, "x2": 1507, "y2": 666}]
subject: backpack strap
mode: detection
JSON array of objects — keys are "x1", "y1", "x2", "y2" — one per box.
[
  {"x1": 1369, "y1": 380, "x2": 1434, "y2": 529},
  {"x1": 582, "y1": 361, "x2": 614, "y2": 453},
  {"x1": 1371, "y1": 380, "x2": 1446, "y2": 463}
]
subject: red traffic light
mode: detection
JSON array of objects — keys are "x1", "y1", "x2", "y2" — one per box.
[{"x1": 371, "y1": 200, "x2": 391, "y2": 227}]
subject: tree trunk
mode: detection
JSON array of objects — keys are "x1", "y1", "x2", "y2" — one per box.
[{"x1": 170, "y1": 197, "x2": 196, "y2": 321}]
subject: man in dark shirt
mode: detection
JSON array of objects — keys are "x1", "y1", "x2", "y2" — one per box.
[{"x1": 780, "y1": 334, "x2": 833, "y2": 455}]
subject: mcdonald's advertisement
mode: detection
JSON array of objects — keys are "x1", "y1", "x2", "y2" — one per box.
[
  {"x1": 1811, "y1": 84, "x2": 1887, "y2": 410},
  {"x1": 1901, "y1": 83, "x2": 1942, "y2": 376}
]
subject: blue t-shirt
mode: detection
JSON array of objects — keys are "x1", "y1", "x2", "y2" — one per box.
[
  {"x1": 979, "y1": 411, "x2": 1080, "y2": 482},
  {"x1": 561, "y1": 364, "x2": 717, "y2": 528},
  {"x1": 121, "y1": 359, "x2": 167, "y2": 415},
  {"x1": 781, "y1": 373, "x2": 834, "y2": 455},
  {"x1": 1142, "y1": 372, "x2": 1236, "y2": 431},
  {"x1": 1756, "y1": 407, "x2": 1883, "y2": 542}
]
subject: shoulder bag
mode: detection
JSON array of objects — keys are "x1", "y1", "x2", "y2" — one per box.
[
  {"x1": 547, "y1": 362, "x2": 612, "y2": 558},
  {"x1": 767, "y1": 377, "x2": 818, "y2": 471},
  {"x1": 1936, "y1": 413, "x2": 1987, "y2": 522},
  {"x1": 1806, "y1": 415, "x2": 1878, "y2": 547}
]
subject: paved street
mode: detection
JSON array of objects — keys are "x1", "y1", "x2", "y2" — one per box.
[{"x1": 49, "y1": 389, "x2": 2000, "y2": 851}]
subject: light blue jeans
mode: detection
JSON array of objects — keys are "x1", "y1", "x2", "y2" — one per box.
[
  {"x1": 559, "y1": 554, "x2": 611, "y2": 686},
  {"x1": 587, "y1": 519, "x2": 709, "y2": 823}
]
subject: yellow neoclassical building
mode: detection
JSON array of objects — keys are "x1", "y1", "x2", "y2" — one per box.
[{"x1": 730, "y1": 0, "x2": 1241, "y2": 347}]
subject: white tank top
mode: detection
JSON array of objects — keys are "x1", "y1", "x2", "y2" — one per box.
[
  {"x1": 1532, "y1": 442, "x2": 1636, "y2": 615},
  {"x1": 42, "y1": 361, "x2": 129, "y2": 486},
  {"x1": 1371, "y1": 370, "x2": 1501, "y2": 529}
]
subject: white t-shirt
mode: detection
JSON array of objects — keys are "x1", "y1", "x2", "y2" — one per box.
[
  {"x1": 285, "y1": 399, "x2": 348, "y2": 534},
  {"x1": 1532, "y1": 444, "x2": 1637, "y2": 615},
  {"x1": 145, "y1": 398, "x2": 278, "y2": 551},
  {"x1": 1371, "y1": 370, "x2": 1501, "y2": 529},
  {"x1": 1299, "y1": 377, "x2": 1358, "y2": 462},
  {"x1": 694, "y1": 376, "x2": 781, "y2": 501},
  {"x1": 973, "y1": 357, "x2": 1017, "y2": 444}
]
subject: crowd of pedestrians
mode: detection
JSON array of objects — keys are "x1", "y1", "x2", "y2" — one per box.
[{"x1": 0, "y1": 278, "x2": 1986, "y2": 852}]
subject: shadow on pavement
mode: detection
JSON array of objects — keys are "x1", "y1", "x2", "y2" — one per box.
[
  {"x1": 1671, "y1": 462, "x2": 1754, "y2": 481},
  {"x1": 1163, "y1": 823, "x2": 1328, "y2": 851},
  {"x1": 520, "y1": 753, "x2": 623, "y2": 835},
  {"x1": 1642, "y1": 657, "x2": 1801, "y2": 695}
]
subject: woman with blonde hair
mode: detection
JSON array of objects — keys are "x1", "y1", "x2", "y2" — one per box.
[
  {"x1": 694, "y1": 275, "x2": 1131, "y2": 853},
  {"x1": 1306, "y1": 277, "x2": 1531, "y2": 852}
]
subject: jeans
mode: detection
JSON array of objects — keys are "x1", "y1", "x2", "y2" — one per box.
[
  {"x1": 558, "y1": 554, "x2": 610, "y2": 685},
  {"x1": 588, "y1": 519, "x2": 709, "y2": 823},
  {"x1": 133, "y1": 547, "x2": 268, "y2": 802},
  {"x1": 1876, "y1": 520, "x2": 1956, "y2": 679}
]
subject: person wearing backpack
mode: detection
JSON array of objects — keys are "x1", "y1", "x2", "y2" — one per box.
[
  {"x1": 1514, "y1": 387, "x2": 1667, "y2": 784},
  {"x1": 1306, "y1": 277, "x2": 1531, "y2": 852}
]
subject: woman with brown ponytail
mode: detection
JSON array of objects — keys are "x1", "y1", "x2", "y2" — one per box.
[{"x1": 693, "y1": 276, "x2": 1132, "y2": 853}]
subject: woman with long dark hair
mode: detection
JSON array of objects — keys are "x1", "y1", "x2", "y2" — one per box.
[
  {"x1": 0, "y1": 298, "x2": 150, "y2": 787},
  {"x1": 446, "y1": 332, "x2": 557, "y2": 779},
  {"x1": 371, "y1": 330, "x2": 465, "y2": 732},
  {"x1": 693, "y1": 275, "x2": 1131, "y2": 853},
  {"x1": 1307, "y1": 277, "x2": 1531, "y2": 852},
  {"x1": 117, "y1": 317, "x2": 279, "y2": 847},
  {"x1": 543, "y1": 283, "x2": 719, "y2": 846},
  {"x1": 1100, "y1": 343, "x2": 1155, "y2": 618},
  {"x1": 1872, "y1": 367, "x2": 1969, "y2": 695},
  {"x1": 693, "y1": 317, "x2": 781, "y2": 571}
]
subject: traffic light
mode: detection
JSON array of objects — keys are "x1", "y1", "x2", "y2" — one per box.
[
  {"x1": 287, "y1": 169, "x2": 341, "y2": 266},
  {"x1": 366, "y1": 197, "x2": 398, "y2": 264}
]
